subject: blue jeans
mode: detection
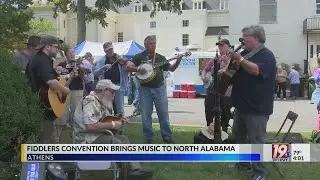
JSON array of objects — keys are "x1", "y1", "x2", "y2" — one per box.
[
  {"x1": 290, "y1": 83, "x2": 299, "y2": 97},
  {"x1": 114, "y1": 90, "x2": 125, "y2": 116},
  {"x1": 140, "y1": 83, "x2": 172, "y2": 141},
  {"x1": 133, "y1": 76, "x2": 140, "y2": 109}
]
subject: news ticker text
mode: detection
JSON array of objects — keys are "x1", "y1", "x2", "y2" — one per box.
[{"x1": 21, "y1": 144, "x2": 320, "y2": 162}]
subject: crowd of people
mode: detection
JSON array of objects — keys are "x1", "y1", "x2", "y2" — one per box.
[
  {"x1": 275, "y1": 65, "x2": 301, "y2": 100},
  {"x1": 13, "y1": 24, "x2": 285, "y2": 180}
]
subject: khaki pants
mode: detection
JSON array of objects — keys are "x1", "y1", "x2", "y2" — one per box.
[
  {"x1": 40, "y1": 119, "x2": 54, "y2": 143},
  {"x1": 92, "y1": 135, "x2": 141, "y2": 170},
  {"x1": 52, "y1": 90, "x2": 83, "y2": 143}
]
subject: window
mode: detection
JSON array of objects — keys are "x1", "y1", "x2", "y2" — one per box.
[
  {"x1": 193, "y1": 1, "x2": 203, "y2": 9},
  {"x1": 117, "y1": 32, "x2": 123, "y2": 42},
  {"x1": 310, "y1": 45, "x2": 314, "y2": 58},
  {"x1": 317, "y1": 0, "x2": 320, "y2": 14},
  {"x1": 133, "y1": 1, "x2": 143, "y2": 12},
  {"x1": 219, "y1": 0, "x2": 228, "y2": 10},
  {"x1": 150, "y1": 21, "x2": 156, "y2": 28},
  {"x1": 182, "y1": 20, "x2": 189, "y2": 27},
  {"x1": 259, "y1": 0, "x2": 277, "y2": 23},
  {"x1": 182, "y1": 34, "x2": 189, "y2": 46}
]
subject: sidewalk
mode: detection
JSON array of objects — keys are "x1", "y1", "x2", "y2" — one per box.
[{"x1": 124, "y1": 97, "x2": 316, "y2": 132}]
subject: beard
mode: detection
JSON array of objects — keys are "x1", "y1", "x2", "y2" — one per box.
[
  {"x1": 100, "y1": 92, "x2": 114, "y2": 111},
  {"x1": 49, "y1": 51, "x2": 57, "y2": 58}
]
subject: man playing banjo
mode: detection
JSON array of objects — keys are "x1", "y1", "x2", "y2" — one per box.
[{"x1": 125, "y1": 35, "x2": 183, "y2": 144}]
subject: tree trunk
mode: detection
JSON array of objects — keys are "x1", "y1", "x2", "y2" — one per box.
[{"x1": 77, "y1": 0, "x2": 86, "y2": 44}]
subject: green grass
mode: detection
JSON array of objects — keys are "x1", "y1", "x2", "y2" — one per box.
[{"x1": 61, "y1": 124, "x2": 320, "y2": 180}]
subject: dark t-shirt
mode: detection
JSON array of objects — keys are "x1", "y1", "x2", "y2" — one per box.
[
  {"x1": 104, "y1": 54, "x2": 121, "y2": 84},
  {"x1": 231, "y1": 47, "x2": 276, "y2": 115},
  {"x1": 132, "y1": 51, "x2": 169, "y2": 88},
  {"x1": 25, "y1": 52, "x2": 59, "y2": 120},
  {"x1": 58, "y1": 61, "x2": 83, "y2": 90},
  {"x1": 25, "y1": 52, "x2": 58, "y2": 92}
]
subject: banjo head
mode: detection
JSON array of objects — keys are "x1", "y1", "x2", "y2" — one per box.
[{"x1": 136, "y1": 64, "x2": 154, "y2": 80}]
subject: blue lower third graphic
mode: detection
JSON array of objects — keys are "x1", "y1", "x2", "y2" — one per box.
[{"x1": 27, "y1": 154, "x2": 260, "y2": 162}]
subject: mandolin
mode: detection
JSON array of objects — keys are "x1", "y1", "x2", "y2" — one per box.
[
  {"x1": 99, "y1": 113, "x2": 139, "y2": 123},
  {"x1": 99, "y1": 113, "x2": 139, "y2": 134}
]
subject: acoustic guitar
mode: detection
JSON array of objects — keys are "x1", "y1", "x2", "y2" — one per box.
[
  {"x1": 39, "y1": 59, "x2": 83, "y2": 119},
  {"x1": 39, "y1": 75, "x2": 73, "y2": 119}
]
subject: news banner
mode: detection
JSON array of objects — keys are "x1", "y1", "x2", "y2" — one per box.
[{"x1": 21, "y1": 144, "x2": 320, "y2": 162}]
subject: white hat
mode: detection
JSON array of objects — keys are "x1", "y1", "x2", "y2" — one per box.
[
  {"x1": 201, "y1": 122, "x2": 229, "y2": 141},
  {"x1": 95, "y1": 79, "x2": 120, "y2": 91}
]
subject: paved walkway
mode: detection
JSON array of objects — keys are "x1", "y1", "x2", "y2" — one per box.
[{"x1": 124, "y1": 97, "x2": 316, "y2": 132}]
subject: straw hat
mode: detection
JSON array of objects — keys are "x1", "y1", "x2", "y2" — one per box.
[{"x1": 201, "y1": 122, "x2": 229, "y2": 141}]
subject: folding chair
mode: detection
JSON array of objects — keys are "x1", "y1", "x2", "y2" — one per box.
[
  {"x1": 72, "y1": 129, "x2": 128, "y2": 180},
  {"x1": 265, "y1": 110, "x2": 299, "y2": 178},
  {"x1": 266, "y1": 111, "x2": 299, "y2": 143}
]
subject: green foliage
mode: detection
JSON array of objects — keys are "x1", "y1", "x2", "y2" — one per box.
[
  {"x1": 48, "y1": 0, "x2": 182, "y2": 27},
  {"x1": 0, "y1": 0, "x2": 34, "y2": 53},
  {"x1": 0, "y1": 50, "x2": 44, "y2": 179},
  {"x1": 28, "y1": 18, "x2": 55, "y2": 36}
]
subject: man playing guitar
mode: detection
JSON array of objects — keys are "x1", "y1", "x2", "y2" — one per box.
[
  {"x1": 125, "y1": 35, "x2": 182, "y2": 144},
  {"x1": 25, "y1": 35, "x2": 70, "y2": 143},
  {"x1": 73, "y1": 79, "x2": 153, "y2": 179},
  {"x1": 200, "y1": 39, "x2": 232, "y2": 133}
]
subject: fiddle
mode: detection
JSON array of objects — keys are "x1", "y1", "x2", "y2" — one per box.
[{"x1": 110, "y1": 53, "x2": 127, "y2": 65}]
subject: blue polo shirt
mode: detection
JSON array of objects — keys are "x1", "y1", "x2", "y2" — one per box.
[{"x1": 231, "y1": 47, "x2": 276, "y2": 115}]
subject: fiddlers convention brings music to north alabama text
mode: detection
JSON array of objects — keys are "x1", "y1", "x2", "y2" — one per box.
[{"x1": 21, "y1": 144, "x2": 315, "y2": 163}]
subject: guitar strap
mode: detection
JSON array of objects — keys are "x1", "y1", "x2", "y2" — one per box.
[
  {"x1": 242, "y1": 44, "x2": 265, "y2": 60},
  {"x1": 81, "y1": 94, "x2": 112, "y2": 117},
  {"x1": 152, "y1": 53, "x2": 156, "y2": 65}
]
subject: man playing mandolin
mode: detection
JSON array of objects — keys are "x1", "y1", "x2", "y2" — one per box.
[
  {"x1": 125, "y1": 35, "x2": 182, "y2": 144},
  {"x1": 73, "y1": 79, "x2": 153, "y2": 179}
]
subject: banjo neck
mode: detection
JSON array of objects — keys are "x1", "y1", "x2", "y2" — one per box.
[
  {"x1": 152, "y1": 57, "x2": 177, "y2": 69},
  {"x1": 152, "y1": 51, "x2": 191, "y2": 69}
]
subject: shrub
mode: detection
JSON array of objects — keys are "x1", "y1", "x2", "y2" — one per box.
[{"x1": 0, "y1": 50, "x2": 44, "y2": 179}]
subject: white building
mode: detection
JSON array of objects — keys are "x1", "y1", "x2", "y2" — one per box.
[{"x1": 32, "y1": 0, "x2": 320, "y2": 69}]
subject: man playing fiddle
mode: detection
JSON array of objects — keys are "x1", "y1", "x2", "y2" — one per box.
[
  {"x1": 73, "y1": 79, "x2": 153, "y2": 179},
  {"x1": 94, "y1": 42, "x2": 128, "y2": 116}
]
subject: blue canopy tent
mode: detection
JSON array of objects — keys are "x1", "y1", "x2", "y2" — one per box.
[
  {"x1": 73, "y1": 40, "x2": 145, "y2": 96},
  {"x1": 74, "y1": 40, "x2": 145, "y2": 70}
]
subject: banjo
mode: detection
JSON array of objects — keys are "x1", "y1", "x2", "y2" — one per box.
[{"x1": 136, "y1": 51, "x2": 192, "y2": 84}]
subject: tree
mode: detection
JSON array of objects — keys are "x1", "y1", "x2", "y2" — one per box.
[
  {"x1": 28, "y1": 18, "x2": 56, "y2": 36},
  {"x1": 48, "y1": 0, "x2": 182, "y2": 44},
  {"x1": 0, "y1": 0, "x2": 34, "y2": 53}
]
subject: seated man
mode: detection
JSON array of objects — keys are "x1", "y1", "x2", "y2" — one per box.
[{"x1": 73, "y1": 79, "x2": 153, "y2": 179}]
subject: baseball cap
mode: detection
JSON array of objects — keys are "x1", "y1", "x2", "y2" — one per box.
[
  {"x1": 103, "y1": 42, "x2": 113, "y2": 51},
  {"x1": 35, "y1": 35, "x2": 59, "y2": 50},
  {"x1": 95, "y1": 79, "x2": 120, "y2": 91},
  {"x1": 24, "y1": 36, "x2": 41, "y2": 46},
  {"x1": 216, "y1": 39, "x2": 231, "y2": 46}
]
